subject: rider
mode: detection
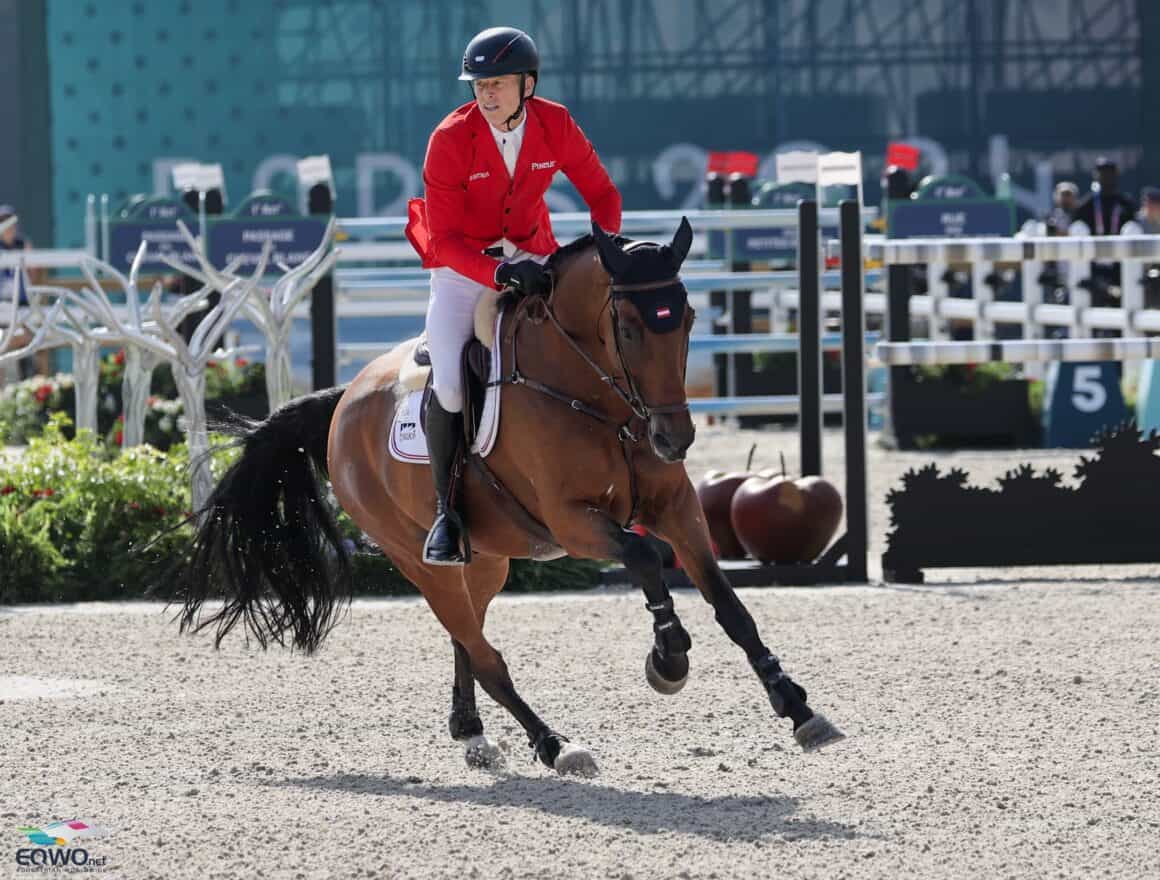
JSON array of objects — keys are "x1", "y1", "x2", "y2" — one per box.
[{"x1": 405, "y1": 26, "x2": 622, "y2": 565}]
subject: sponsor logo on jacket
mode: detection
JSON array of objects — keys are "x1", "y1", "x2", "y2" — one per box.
[
  {"x1": 530, "y1": 160, "x2": 557, "y2": 171},
  {"x1": 469, "y1": 171, "x2": 490, "y2": 181}
]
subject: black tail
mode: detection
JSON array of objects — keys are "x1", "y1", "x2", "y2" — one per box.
[{"x1": 172, "y1": 386, "x2": 349, "y2": 654}]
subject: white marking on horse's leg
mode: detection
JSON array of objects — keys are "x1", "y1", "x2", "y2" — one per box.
[
  {"x1": 464, "y1": 734, "x2": 507, "y2": 770},
  {"x1": 553, "y1": 742, "x2": 599, "y2": 777}
]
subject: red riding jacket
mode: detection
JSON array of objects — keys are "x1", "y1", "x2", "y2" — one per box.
[{"x1": 405, "y1": 97, "x2": 622, "y2": 289}]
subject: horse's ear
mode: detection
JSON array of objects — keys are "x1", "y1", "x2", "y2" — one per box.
[
  {"x1": 669, "y1": 216, "x2": 693, "y2": 266},
  {"x1": 592, "y1": 222, "x2": 631, "y2": 278}
]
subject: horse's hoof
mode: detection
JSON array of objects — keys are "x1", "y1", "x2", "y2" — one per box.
[
  {"x1": 645, "y1": 649, "x2": 688, "y2": 695},
  {"x1": 553, "y1": 742, "x2": 599, "y2": 778},
  {"x1": 794, "y1": 714, "x2": 846, "y2": 752},
  {"x1": 464, "y1": 734, "x2": 507, "y2": 770}
]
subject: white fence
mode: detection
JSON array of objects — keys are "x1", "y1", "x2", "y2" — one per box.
[
  {"x1": 22, "y1": 208, "x2": 1160, "y2": 425},
  {"x1": 823, "y1": 233, "x2": 1160, "y2": 340}
]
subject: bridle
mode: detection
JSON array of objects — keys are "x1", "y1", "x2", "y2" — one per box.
[
  {"x1": 607, "y1": 277, "x2": 692, "y2": 423},
  {"x1": 489, "y1": 262, "x2": 692, "y2": 527}
]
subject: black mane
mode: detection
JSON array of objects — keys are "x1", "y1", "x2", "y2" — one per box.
[{"x1": 547, "y1": 232, "x2": 634, "y2": 275}]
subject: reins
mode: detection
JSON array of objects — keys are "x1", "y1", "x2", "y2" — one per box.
[{"x1": 488, "y1": 265, "x2": 690, "y2": 529}]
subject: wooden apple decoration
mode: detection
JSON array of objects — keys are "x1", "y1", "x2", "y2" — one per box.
[
  {"x1": 730, "y1": 474, "x2": 843, "y2": 564},
  {"x1": 695, "y1": 469, "x2": 752, "y2": 559}
]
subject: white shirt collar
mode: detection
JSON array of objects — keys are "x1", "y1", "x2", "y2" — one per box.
[{"x1": 489, "y1": 108, "x2": 526, "y2": 179}]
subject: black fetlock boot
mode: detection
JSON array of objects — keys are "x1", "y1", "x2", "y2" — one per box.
[{"x1": 423, "y1": 397, "x2": 471, "y2": 565}]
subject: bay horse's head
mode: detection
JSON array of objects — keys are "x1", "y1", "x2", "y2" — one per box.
[{"x1": 589, "y1": 218, "x2": 696, "y2": 463}]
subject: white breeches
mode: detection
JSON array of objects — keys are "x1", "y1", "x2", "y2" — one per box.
[{"x1": 425, "y1": 251, "x2": 547, "y2": 413}]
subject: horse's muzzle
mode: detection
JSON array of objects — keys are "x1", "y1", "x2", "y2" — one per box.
[{"x1": 649, "y1": 413, "x2": 695, "y2": 462}]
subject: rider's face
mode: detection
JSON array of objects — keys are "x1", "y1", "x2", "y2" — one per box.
[{"x1": 473, "y1": 74, "x2": 532, "y2": 130}]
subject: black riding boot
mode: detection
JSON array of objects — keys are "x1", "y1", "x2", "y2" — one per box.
[{"x1": 423, "y1": 397, "x2": 470, "y2": 566}]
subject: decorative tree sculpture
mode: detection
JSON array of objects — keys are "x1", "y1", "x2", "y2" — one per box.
[
  {"x1": 137, "y1": 239, "x2": 271, "y2": 507},
  {"x1": 2, "y1": 264, "x2": 114, "y2": 434},
  {"x1": 160, "y1": 218, "x2": 338, "y2": 410},
  {"x1": 2, "y1": 236, "x2": 269, "y2": 508},
  {"x1": 70, "y1": 242, "x2": 246, "y2": 449}
]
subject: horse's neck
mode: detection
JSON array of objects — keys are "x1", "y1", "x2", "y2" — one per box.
[{"x1": 550, "y1": 251, "x2": 605, "y2": 337}]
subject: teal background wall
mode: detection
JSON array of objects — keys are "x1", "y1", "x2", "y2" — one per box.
[{"x1": 19, "y1": 0, "x2": 1155, "y2": 247}]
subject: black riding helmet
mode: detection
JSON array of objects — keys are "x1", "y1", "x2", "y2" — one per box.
[{"x1": 459, "y1": 27, "x2": 539, "y2": 128}]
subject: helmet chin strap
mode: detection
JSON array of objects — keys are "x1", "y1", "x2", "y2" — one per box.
[{"x1": 502, "y1": 73, "x2": 531, "y2": 131}]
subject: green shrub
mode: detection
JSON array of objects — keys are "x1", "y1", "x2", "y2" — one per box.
[
  {"x1": 1, "y1": 416, "x2": 604, "y2": 603},
  {"x1": 0, "y1": 414, "x2": 196, "y2": 602},
  {"x1": 0, "y1": 374, "x2": 77, "y2": 445}
]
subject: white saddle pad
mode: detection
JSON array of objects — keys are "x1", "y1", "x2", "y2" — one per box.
[{"x1": 388, "y1": 309, "x2": 504, "y2": 463}]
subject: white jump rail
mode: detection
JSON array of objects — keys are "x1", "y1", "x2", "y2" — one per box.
[
  {"x1": 878, "y1": 337, "x2": 1160, "y2": 366},
  {"x1": 820, "y1": 233, "x2": 1160, "y2": 367}
]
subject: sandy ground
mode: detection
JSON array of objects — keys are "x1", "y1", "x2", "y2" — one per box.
[{"x1": 2, "y1": 426, "x2": 1160, "y2": 879}]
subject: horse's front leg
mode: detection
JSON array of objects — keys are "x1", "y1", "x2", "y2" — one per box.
[
  {"x1": 652, "y1": 479, "x2": 846, "y2": 752},
  {"x1": 551, "y1": 505, "x2": 693, "y2": 694}
]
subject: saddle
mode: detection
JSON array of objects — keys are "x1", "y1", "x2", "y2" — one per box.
[{"x1": 407, "y1": 303, "x2": 563, "y2": 561}]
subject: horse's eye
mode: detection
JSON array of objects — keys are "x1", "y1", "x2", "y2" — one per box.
[{"x1": 620, "y1": 322, "x2": 636, "y2": 341}]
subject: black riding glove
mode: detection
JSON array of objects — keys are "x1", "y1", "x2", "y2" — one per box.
[{"x1": 495, "y1": 259, "x2": 551, "y2": 296}]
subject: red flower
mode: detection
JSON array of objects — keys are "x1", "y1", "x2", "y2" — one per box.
[
  {"x1": 0, "y1": 486, "x2": 15, "y2": 495},
  {"x1": 154, "y1": 506, "x2": 167, "y2": 517},
  {"x1": 235, "y1": 357, "x2": 249, "y2": 368},
  {"x1": 32, "y1": 488, "x2": 55, "y2": 498},
  {"x1": 128, "y1": 501, "x2": 141, "y2": 510},
  {"x1": 35, "y1": 384, "x2": 52, "y2": 403},
  {"x1": 114, "y1": 349, "x2": 126, "y2": 366},
  {"x1": 116, "y1": 414, "x2": 125, "y2": 424},
  {"x1": 207, "y1": 360, "x2": 218, "y2": 369},
  {"x1": 114, "y1": 430, "x2": 123, "y2": 445}
]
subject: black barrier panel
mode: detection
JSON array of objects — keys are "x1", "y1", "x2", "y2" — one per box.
[{"x1": 883, "y1": 422, "x2": 1160, "y2": 583}]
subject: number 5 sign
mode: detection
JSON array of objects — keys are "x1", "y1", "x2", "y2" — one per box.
[{"x1": 1043, "y1": 361, "x2": 1127, "y2": 447}]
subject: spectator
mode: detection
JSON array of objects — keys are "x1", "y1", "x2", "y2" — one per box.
[
  {"x1": 0, "y1": 204, "x2": 29, "y2": 267},
  {"x1": 1121, "y1": 186, "x2": 1160, "y2": 235},
  {"x1": 0, "y1": 205, "x2": 49, "y2": 378},
  {"x1": 1045, "y1": 182, "x2": 1079, "y2": 236},
  {"x1": 1069, "y1": 159, "x2": 1136, "y2": 314},
  {"x1": 1122, "y1": 188, "x2": 1160, "y2": 309},
  {"x1": 1069, "y1": 158, "x2": 1136, "y2": 237}
]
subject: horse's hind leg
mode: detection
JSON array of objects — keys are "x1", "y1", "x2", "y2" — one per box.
[
  {"x1": 447, "y1": 556, "x2": 510, "y2": 768},
  {"x1": 382, "y1": 537, "x2": 597, "y2": 776},
  {"x1": 449, "y1": 639, "x2": 483, "y2": 740},
  {"x1": 448, "y1": 638, "x2": 505, "y2": 768}
]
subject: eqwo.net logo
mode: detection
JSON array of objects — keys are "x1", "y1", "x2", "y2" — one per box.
[{"x1": 14, "y1": 820, "x2": 110, "y2": 872}]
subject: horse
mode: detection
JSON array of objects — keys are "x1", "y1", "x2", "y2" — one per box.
[{"x1": 172, "y1": 219, "x2": 845, "y2": 776}]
